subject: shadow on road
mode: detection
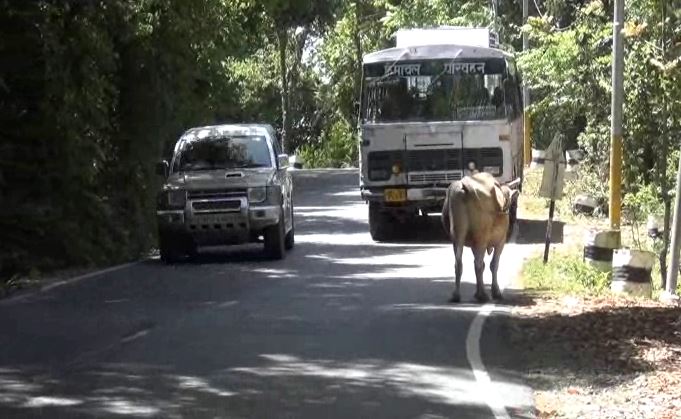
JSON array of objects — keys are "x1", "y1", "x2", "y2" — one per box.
[{"x1": 514, "y1": 219, "x2": 564, "y2": 244}]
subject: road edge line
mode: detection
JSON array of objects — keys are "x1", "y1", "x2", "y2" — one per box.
[
  {"x1": 466, "y1": 303, "x2": 512, "y2": 419},
  {"x1": 1, "y1": 261, "x2": 141, "y2": 305}
]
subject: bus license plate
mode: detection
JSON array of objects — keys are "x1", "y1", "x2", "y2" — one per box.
[{"x1": 384, "y1": 188, "x2": 406, "y2": 203}]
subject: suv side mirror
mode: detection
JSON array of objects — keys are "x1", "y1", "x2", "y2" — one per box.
[
  {"x1": 156, "y1": 160, "x2": 169, "y2": 177},
  {"x1": 277, "y1": 154, "x2": 290, "y2": 169}
]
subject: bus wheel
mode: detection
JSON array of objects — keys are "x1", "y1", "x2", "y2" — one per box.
[{"x1": 369, "y1": 203, "x2": 393, "y2": 242}]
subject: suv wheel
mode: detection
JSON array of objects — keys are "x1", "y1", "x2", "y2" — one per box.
[
  {"x1": 284, "y1": 203, "x2": 295, "y2": 250},
  {"x1": 159, "y1": 235, "x2": 183, "y2": 264},
  {"x1": 264, "y1": 210, "x2": 286, "y2": 260},
  {"x1": 369, "y1": 203, "x2": 393, "y2": 242}
]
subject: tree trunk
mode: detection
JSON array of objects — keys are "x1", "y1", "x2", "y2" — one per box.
[
  {"x1": 352, "y1": 1, "x2": 363, "y2": 125},
  {"x1": 277, "y1": 29, "x2": 290, "y2": 153}
]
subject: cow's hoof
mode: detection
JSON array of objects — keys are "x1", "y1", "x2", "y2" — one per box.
[
  {"x1": 492, "y1": 289, "x2": 504, "y2": 300},
  {"x1": 474, "y1": 292, "x2": 490, "y2": 303},
  {"x1": 449, "y1": 293, "x2": 461, "y2": 303}
]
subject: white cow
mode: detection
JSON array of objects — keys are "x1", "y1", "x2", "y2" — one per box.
[{"x1": 441, "y1": 172, "x2": 519, "y2": 302}]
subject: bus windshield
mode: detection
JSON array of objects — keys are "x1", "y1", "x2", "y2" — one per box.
[{"x1": 361, "y1": 58, "x2": 520, "y2": 123}]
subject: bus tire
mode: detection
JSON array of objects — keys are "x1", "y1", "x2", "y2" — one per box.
[{"x1": 369, "y1": 203, "x2": 393, "y2": 242}]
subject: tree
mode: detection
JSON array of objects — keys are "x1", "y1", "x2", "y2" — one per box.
[{"x1": 258, "y1": 0, "x2": 340, "y2": 152}]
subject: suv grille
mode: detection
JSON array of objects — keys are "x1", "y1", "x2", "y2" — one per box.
[
  {"x1": 192, "y1": 200, "x2": 241, "y2": 212},
  {"x1": 188, "y1": 189, "x2": 246, "y2": 200}
]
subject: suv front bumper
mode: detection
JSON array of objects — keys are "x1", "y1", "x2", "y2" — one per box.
[{"x1": 157, "y1": 204, "x2": 281, "y2": 245}]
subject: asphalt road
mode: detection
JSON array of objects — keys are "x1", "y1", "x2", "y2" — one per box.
[{"x1": 0, "y1": 169, "x2": 535, "y2": 419}]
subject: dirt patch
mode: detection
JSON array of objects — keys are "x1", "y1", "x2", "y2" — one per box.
[{"x1": 492, "y1": 293, "x2": 681, "y2": 418}]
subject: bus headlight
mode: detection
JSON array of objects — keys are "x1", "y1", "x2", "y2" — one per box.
[
  {"x1": 483, "y1": 166, "x2": 501, "y2": 176},
  {"x1": 392, "y1": 162, "x2": 402, "y2": 175},
  {"x1": 248, "y1": 187, "x2": 267, "y2": 203}
]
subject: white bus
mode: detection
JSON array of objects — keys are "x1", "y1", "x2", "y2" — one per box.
[{"x1": 359, "y1": 27, "x2": 524, "y2": 241}]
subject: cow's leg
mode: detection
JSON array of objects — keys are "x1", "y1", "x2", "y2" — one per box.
[
  {"x1": 449, "y1": 242, "x2": 464, "y2": 303},
  {"x1": 472, "y1": 246, "x2": 489, "y2": 302},
  {"x1": 490, "y1": 242, "x2": 505, "y2": 300}
]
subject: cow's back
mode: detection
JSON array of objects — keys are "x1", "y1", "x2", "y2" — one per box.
[{"x1": 443, "y1": 173, "x2": 510, "y2": 249}]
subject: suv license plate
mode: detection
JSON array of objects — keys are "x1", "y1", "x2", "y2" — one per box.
[{"x1": 384, "y1": 188, "x2": 406, "y2": 203}]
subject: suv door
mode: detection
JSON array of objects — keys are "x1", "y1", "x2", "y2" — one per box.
[{"x1": 271, "y1": 129, "x2": 293, "y2": 233}]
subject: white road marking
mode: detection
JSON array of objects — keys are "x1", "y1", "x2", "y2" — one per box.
[
  {"x1": 1, "y1": 261, "x2": 140, "y2": 305},
  {"x1": 120, "y1": 329, "x2": 151, "y2": 344},
  {"x1": 465, "y1": 224, "x2": 523, "y2": 419},
  {"x1": 466, "y1": 303, "x2": 511, "y2": 419}
]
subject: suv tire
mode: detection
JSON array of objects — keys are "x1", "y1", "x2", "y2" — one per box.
[
  {"x1": 159, "y1": 235, "x2": 183, "y2": 264},
  {"x1": 264, "y1": 211, "x2": 286, "y2": 260},
  {"x1": 284, "y1": 203, "x2": 295, "y2": 250}
]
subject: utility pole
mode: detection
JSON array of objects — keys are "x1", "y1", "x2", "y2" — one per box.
[
  {"x1": 664, "y1": 150, "x2": 681, "y2": 299},
  {"x1": 609, "y1": 0, "x2": 624, "y2": 230},
  {"x1": 522, "y1": 0, "x2": 531, "y2": 166},
  {"x1": 661, "y1": 1, "x2": 680, "y2": 303}
]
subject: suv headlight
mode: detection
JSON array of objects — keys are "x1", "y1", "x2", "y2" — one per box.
[
  {"x1": 248, "y1": 187, "x2": 267, "y2": 203},
  {"x1": 158, "y1": 189, "x2": 186, "y2": 209}
]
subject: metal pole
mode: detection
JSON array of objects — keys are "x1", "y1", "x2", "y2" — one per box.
[
  {"x1": 609, "y1": 0, "x2": 625, "y2": 230},
  {"x1": 665, "y1": 147, "x2": 681, "y2": 296},
  {"x1": 522, "y1": 0, "x2": 532, "y2": 166},
  {"x1": 543, "y1": 200, "x2": 555, "y2": 263}
]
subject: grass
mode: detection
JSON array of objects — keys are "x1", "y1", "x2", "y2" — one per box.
[
  {"x1": 520, "y1": 165, "x2": 681, "y2": 296},
  {"x1": 522, "y1": 248, "x2": 612, "y2": 296}
]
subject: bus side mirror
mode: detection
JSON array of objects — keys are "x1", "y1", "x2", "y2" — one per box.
[{"x1": 156, "y1": 160, "x2": 169, "y2": 177}]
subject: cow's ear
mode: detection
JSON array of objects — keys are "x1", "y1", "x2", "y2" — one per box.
[{"x1": 511, "y1": 188, "x2": 520, "y2": 202}]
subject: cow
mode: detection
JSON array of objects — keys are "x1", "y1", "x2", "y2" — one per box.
[{"x1": 441, "y1": 172, "x2": 520, "y2": 303}]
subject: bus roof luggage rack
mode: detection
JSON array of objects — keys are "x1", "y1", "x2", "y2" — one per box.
[{"x1": 395, "y1": 27, "x2": 499, "y2": 49}]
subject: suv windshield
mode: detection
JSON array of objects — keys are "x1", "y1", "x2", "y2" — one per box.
[
  {"x1": 362, "y1": 58, "x2": 520, "y2": 123},
  {"x1": 172, "y1": 135, "x2": 271, "y2": 172}
]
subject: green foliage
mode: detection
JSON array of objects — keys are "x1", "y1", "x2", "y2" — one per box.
[
  {"x1": 298, "y1": 118, "x2": 358, "y2": 168},
  {"x1": 522, "y1": 0, "x2": 681, "y2": 193},
  {"x1": 519, "y1": 4, "x2": 611, "y2": 151},
  {"x1": 0, "y1": 0, "x2": 261, "y2": 280},
  {"x1": 523, "y1": 251, "x2": 611, "y2": 295},
  {"x1": 623, "y1": 184, "x2": 664, "y2": 251}
]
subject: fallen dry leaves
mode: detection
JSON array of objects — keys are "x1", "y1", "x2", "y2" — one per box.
[{"x1": 504, "y1": 293, "x2": 681, "y2": 419}]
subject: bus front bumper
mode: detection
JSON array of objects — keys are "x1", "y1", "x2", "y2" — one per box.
[{"x1": 361, "y1": 187, "x2": 448, "y2": 202}]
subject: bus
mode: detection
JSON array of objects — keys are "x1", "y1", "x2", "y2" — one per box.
[{"x1": 359, "y1": 27, "x2": 524, "y2": 241}]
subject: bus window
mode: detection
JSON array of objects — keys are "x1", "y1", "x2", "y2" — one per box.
[{"x1": 362, "y1": 58, "x2": 511, "y2": 123}]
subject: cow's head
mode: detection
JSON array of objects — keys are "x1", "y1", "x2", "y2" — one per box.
[{"x1": 494, "y1": 182, "x2": 520, "y2": 215}]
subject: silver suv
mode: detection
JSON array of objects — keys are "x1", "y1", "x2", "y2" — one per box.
[{"x1": 155, "y1": 124, "x2": 294, "y2": 262}]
